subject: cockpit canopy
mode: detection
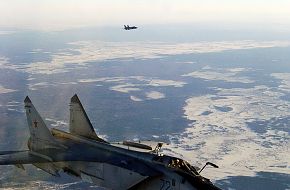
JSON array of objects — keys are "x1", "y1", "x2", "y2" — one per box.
[{"x1": 152, "y1": 155, "x2": 199, "y2": 176}]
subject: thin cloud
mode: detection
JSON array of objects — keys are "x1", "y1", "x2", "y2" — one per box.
[{"x1": 0, "y1": 1, "x2": 290, "y2": 30}]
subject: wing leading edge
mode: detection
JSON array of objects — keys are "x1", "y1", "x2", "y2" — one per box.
[
  {"x1": 0, "y1": 150, "x2": 50, "y2": 165},
  {"x1": 0, "y1": 149, "x2": 161, "y2": 178}
]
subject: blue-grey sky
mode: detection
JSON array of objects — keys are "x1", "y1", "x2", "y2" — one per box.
[{"x1": 1, "y1": 0, "x2": 290, "y2": 30}]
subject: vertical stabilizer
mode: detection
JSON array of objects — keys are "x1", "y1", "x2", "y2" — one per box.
[
  {"x1": 69, "y1": 94, "x2": 105, "y2": 142},
  {"x1": 24, "y1": 96, "x2": 58, "y2": 150}
]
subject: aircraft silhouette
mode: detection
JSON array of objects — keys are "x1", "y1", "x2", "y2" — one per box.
[{"x1": 124, "y1": 25, "x2": 138, "y2": 30}]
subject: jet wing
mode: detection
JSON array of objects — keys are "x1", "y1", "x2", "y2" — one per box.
[
  {"x1": 0, "y1": 149, "x2": 161, "y2": 177},
  {"x1": 0, "y1": 150, "x2": 51, "y2": 165}
]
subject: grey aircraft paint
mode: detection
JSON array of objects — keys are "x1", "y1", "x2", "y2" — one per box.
[{"x1": 0, "y1": 95, "x2": 221, "y2": 190}]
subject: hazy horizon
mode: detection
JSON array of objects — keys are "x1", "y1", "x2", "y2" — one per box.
[{"x1": 1, "y1": 0, "x2": 290, "y2": 31}]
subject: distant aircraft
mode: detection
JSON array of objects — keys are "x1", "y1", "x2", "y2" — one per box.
[
  {"x1": 124, "y1": 25, "x2": 138, "y2": 30},
  {"x1": 0, "y1": 95, "x2": 221, "y2": 190}
]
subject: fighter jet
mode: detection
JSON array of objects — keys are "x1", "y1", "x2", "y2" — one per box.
[
  {"x1": 0, "y1": 95, "x2": 221, "y2": 190},
  {"x1": 124, "y1": 25, "x2": 138, "y2": 30}
]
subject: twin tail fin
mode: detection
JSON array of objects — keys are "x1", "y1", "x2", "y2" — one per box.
[{"x1": 69, "y1": 94, "x2": 106, "y2": 142}]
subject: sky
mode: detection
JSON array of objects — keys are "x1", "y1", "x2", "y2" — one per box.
[{"x1": 0, "y1": 0, "x2": 290, "y2": 30}]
